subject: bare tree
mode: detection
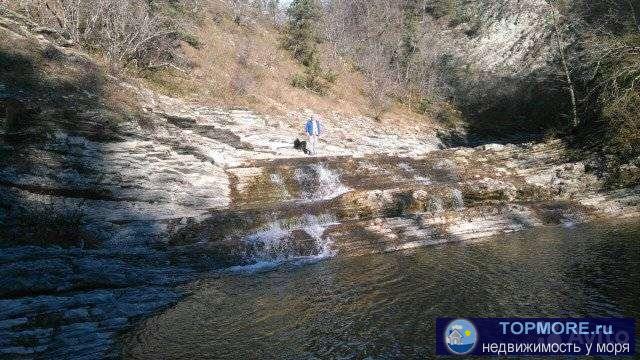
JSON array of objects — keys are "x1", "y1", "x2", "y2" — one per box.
[
  {"x1": 627, "y1": 0, "x2": 640, "y2": 31},
  {"x1": 6, "y1": 0, "x2": 201, "y2": 70},
  {"x1": 228, "y1": 0, "x2": 281, "y2": 26},
  {"x1": 323, "y1": 0, "x2": 454, "y2": 113},
  {"x1": 548, "y1": 0, "x2": 580, "y2": 128}
]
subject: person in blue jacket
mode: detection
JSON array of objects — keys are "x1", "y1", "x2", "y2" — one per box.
[{"x1": 305, "y1": 114, "x2": 322, "y2": 155}]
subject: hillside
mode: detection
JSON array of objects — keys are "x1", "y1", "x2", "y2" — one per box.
[
  {"x1": 134, "y1": 0, "x2": 437, "y2": 126},
  {"x1": 134, "y1": 0, "x2": 572, "y2": 141},
  {"x1": 0, "y1": 4, "x2": 444, "y2": 247}
]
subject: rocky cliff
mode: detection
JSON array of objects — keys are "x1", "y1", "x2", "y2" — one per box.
[
  {"x1": 433, "y1": 0, "x2": 573, "y2": 140},
  {"x1": 454, "y1": 0, "x2": 554, "y2": 74}
]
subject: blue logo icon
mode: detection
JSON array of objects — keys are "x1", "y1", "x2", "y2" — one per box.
[{"x1": 445, "y1": 319, "x2": 478, "y2": 355}]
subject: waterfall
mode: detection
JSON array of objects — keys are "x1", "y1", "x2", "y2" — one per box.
[
  {"x1": 311, "y1": 164, "x2": 351, "y2": 200},
  {"x1": 415, "y1": 176, "x2": 432, "y2": 185},
  {"x1": 270, "y1": 172, "x2": 291, "y2": 198},
  {"x1": 429, "y1": 196, "x2": 444, "y2": 213},
  {"x1": 226, "y1": 164, "x2": 349, "y2": 272},
  {"x1": 294, "y1": 163, "x2": 350, "y2": 201},
  {"x1": 398, "y1": 163, "x2": 414, "y2": 172},
  {"x1": 452, "y1": 189, "x2": 465, "y2": 209},
  {"x1": 240, "y1": 214, "x2": 338, "y2": 265}
]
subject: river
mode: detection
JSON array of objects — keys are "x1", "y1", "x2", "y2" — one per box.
[{"x1": 121, "y1": 220, "x2": 640, "y2": 359}]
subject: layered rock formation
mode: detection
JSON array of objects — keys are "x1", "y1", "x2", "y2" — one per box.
[
  {"x1": 456, "y1": 0, "x2": 554, "y2": 73},
  {"x1": 1, "y1": 6, "x2": 639, "y2": 359}
]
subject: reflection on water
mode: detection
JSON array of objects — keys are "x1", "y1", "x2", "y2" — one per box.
[{"x1": 122, "y1": 221, "x2": 640, "y2": 359}]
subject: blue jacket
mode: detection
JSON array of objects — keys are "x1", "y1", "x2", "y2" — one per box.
[{"x1": 305, "y1": 119, "x2": 322, "y2": 136}]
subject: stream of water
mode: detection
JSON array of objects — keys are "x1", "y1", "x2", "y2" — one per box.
[{"x1": 122, "y1": 220, "x2": 640, "y2": 359}]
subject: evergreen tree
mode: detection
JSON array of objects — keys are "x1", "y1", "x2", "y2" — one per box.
[
  {"x1": 284, "y1": 0, "x2": 334, "y2": 94},
  {"x1": 400, "y1": 0, "x2": 420, "y2": 73},
  {"x1": 283, "y1": 0, "x2": 321, "y2": 65}
]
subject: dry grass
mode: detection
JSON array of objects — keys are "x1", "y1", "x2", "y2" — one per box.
[
  {"x1": 135, "y1": 1, "x2": 437, "y2": 131},
  {"x1": 0, "y1": 3, "x2": 439, "y2": 152},
  {"x1": 2, "y1": 0, "x2": 437, "y2": 136},
  {"x1": 0, "y1": 17, "x2": 147, "y2": 143}
]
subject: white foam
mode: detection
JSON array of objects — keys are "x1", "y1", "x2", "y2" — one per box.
[
  {"x1": 307, "y1": 164, "x2": 351, "y2": 200},
  {"x1": 270, "y1": 173, "x2": 284, "y2": 185},
  {"x1": 415, "y1": 176, "x2": 432, "y2": 185},
  {"x1": 452, "y1": 189, "x2": 465, "y2": 209},
  {"x1": 223, "y1": 260, "x2": 282, "y2": 274},
  {"x1": 398, "y1": 162, "x2": 415, "y2": 172},
  {"x1": 241, "y1": 214, "x2": 339, "y2": 265}
]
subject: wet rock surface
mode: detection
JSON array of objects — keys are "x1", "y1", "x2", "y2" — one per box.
[
  {"x1": 0, "y1": 245, "x2": 227, "y2": 358},
  {"x1": 0, "y1": 85, "x2": 447, "y2": 357},
  {"x1": 174, "y1": 141, "x2": 637, "y2": 261},
  {"x1": 2, "y1": 105, "x2": 640, "y2": 358},
  {"x1": 0, "y1": 9, "x2": 640, "y2": 359},
  {"x1": 1, "y1": 16, "x2": 640, "y2": 358},
  {"x1": 2, "y1": 112, "x2": 640, "y2": 358},
  {"x1": 0, "y1": 286, "x2": 182, "y2": 359}
]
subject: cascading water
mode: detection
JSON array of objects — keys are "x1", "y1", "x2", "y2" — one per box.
[
  {"x1": 415, "y1": 175, "x2": 432, "y2": 185},
  {"x1": 398, "y1": 162, "x2": 414, "y2": 172},
  {"x1": 294, "y1": 163, "x2": 351, "y2": 200},
  {"x1": 429, "y1": 196, "x2": 444, "y2": 213},
  {"x1": 239, "y1": 214, "x2": 339, "y2": 267},
  {"x1": 452, "y1": 189, "x2": 465, "y2": 209},
  {"x1": 225, "y1": 163, "x2": 351, "y2": 272},
  {"x1": 269, "y1": 172, "x2": 291, "y2": 198}
]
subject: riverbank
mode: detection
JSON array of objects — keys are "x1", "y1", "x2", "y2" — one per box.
[
  {"x1": 1, "y1": 103, "x2": 638, "y2": 356},
  {"x1": 121, "y1": 220, "x2": 640, "y2": 359},
  {"x1": 2, "y1": 11, "x2": 640, "y2": 358}
]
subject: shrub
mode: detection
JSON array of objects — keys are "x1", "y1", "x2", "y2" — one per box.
[
  {"x1": 584, "y1": 33, "x2": 640, "y2": 162},
  {"x1": 179, "y1": 32, "x2": 202, "y2": 49},
  {"x1": 7, "y1": 0, "x2": 202, "y2": 70},
  {"x1": 449, "y1": 7, "x2": 472, "y2": 27},
  {"x1": 289, "y1": 51, "x2": 333, "y2": 94},
  {"x1": 323, "y1": 69, "x2": 338, "y2": 84},
  {"x1": 412, "y1": 96, "x2": 435, "y2": 115},
  {"x1": 291, "y1": 66, "x2": 329, "y2": 95},
  {"x1": 426, "y1": 0, "x2": 466, "y2": 20},
  {"x1": 282, "y1": 0, "x2": 322, "y2": 63},
  {"x1": 436, "y1": 102, "x2": 464, "y2": 129},
  {"x1": 602, "y1": 91, "x2": 640, "y2": 160},
  {"x1": 283, "y1": 0, "x2": 334, "y2": 94}
]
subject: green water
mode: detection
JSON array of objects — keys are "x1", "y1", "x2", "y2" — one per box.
[{"x1": 122, "y1": 221, "x2": 640, "y2": 359}]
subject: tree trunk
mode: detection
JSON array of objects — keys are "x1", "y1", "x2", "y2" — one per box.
[
  {"x1": 45, "y1": 1, "x2": 65, "y2": 30},
  {"x1": 550, "y1": 4, "x2": 579, "y2": 128}
]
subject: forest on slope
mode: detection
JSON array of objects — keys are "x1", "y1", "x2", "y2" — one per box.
[
  {"x1": 297, "y1": 0, "x2": 640, "y2": 174},
  {"x1": 2, "y1": 0, "x2": 639, "y2": 185}
]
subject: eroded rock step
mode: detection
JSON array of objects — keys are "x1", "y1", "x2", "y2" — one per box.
[
  {"x1": 229, "y1": 155, "x2": 461, "y2": 207},
  {"x1": 1, "y1": 137, "x2": 637, "y2": 359},
  {"x1": 168, "y1": 158, "x2": 594, "y2": 264},
  {"x1": 0, "y1": 244, "x2": 242, "y2": 359},
  {"x1": 161, "y1": 142, "x2": 609, "y2": 270},
  {"x1": 328, "y1": 202, "x2": 592, "y2": 257},
  {"x1": 227, "y1": 147, "x2": 564, "y2": 210}
]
